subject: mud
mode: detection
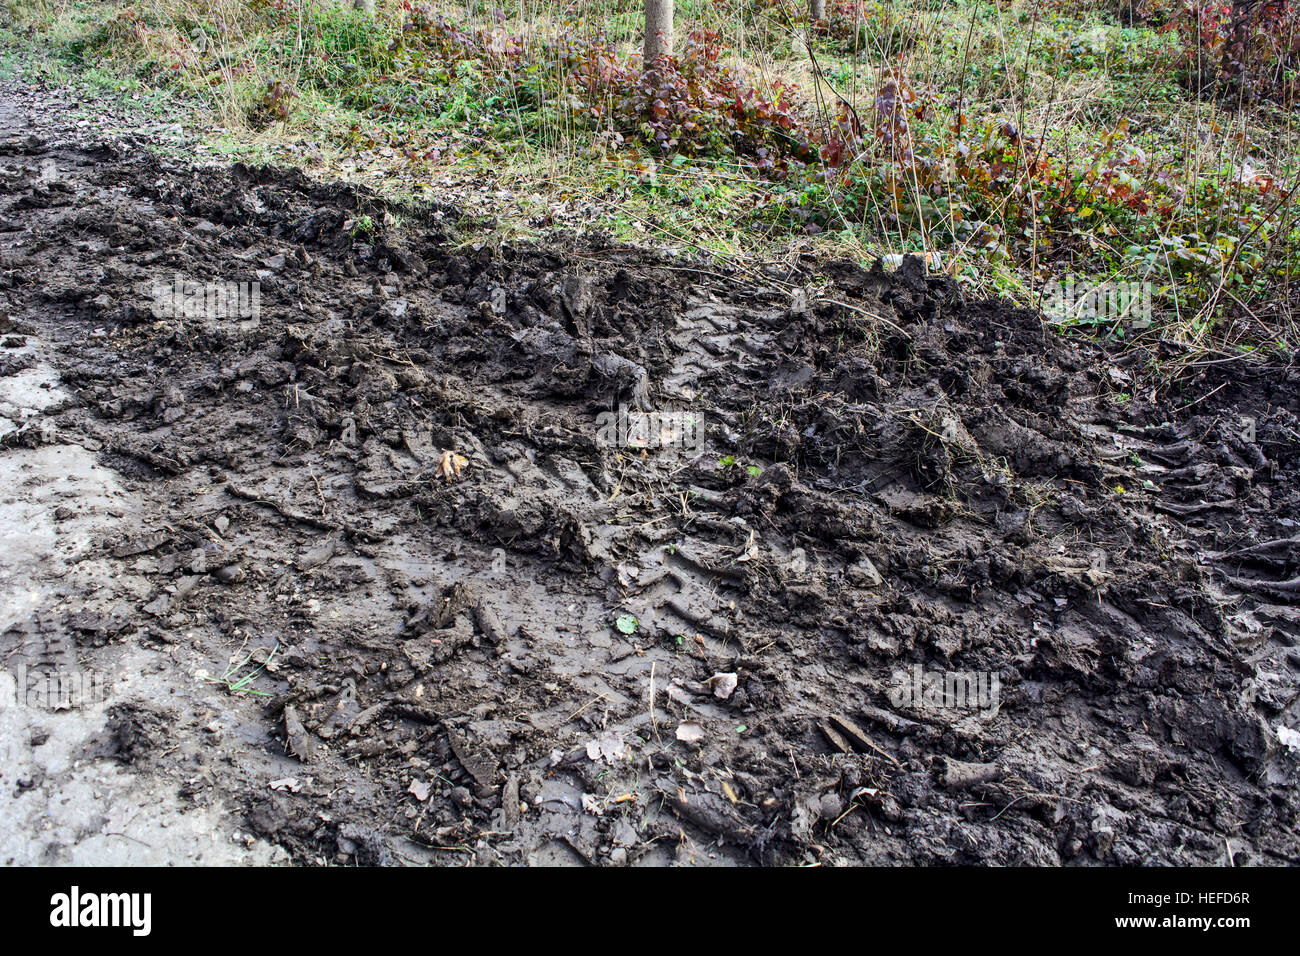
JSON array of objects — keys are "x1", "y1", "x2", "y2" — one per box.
[{"x1": 2, "y1": 79, "x2": 1299, "y2": 866}]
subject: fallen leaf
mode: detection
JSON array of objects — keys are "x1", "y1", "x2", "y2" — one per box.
[
  {"x1": 665, "y1": 681, "x2": 693, "y2": 705},
  {"x1": 707, "y1": 672, "x2": 739, "y2": 700},
  {"x1": 437, "y1": 449, "x2": 469, "y2": 481},
  {"x1": 586, "y1": 730, "x2": 626, "y2": 763},
  {"x1": 408, "y1": 779, "x2": 432, "y2": 802},
  {"x1": 676, "y1": 721, "x2": 706, "y2": 744}
]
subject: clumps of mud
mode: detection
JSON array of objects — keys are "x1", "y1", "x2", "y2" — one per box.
[
  {"x1": 104, "y1": 703, "x2": 169, "y2": 768},
  {"x1": 3, "y1": 121, "x2": 1299, "y2": 867}
]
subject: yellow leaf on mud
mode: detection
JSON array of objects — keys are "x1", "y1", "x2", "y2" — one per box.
[{"x1": 438, "y1": 450, "x2": 470, "y2": 482}]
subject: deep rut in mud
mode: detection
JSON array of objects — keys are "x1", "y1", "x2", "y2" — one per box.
[{"x1": 2, "y1": 82, "x2": 1299, "y2": 866}]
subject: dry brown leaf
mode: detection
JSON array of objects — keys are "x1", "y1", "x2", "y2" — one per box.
[{"x1": 437, "y1": 450, "x2": 469, "y2": 481}]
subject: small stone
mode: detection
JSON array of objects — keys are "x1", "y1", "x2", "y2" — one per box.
[
  {"x1": 847, "y1": 557, "x2": 883, "y2": 588},
  {"x1": 819, "y1": 792, "x2": 843, "y2": 820},
  {"x1": 213, "y1": 565, "x2": 245, "y2": 585}
]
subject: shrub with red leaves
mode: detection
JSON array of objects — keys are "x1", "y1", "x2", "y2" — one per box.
[
  {"x1": 595, "y1": 30, "x2": 818, "y2": 172},
  {"x1": 397, "y1": 10, "x2": 818, "y2": 174},
  {"x1": 1165, "y1": 0, "x2": 1300, "y2": 105}
]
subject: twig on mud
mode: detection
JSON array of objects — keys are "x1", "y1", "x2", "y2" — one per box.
[
  {"x1": 563, "y1": 694, "x2": 608, "y2": 724},
  {"x1": 307, "y1": 463, "x2": 329, "y2": 518},
  {"x1": 819, "y1": 296, "x2": 912, "y2": 341},
  {"x1": 103, "y1": 831, "x2": 154, "y2": 849},
  {"x1": 989, "y1": 795, "x2": 1028, "y2": 821},
  {"x1": 405, "y1": 835, "x2": 473, "y2": 854},
  {"x1": 224, "y1": 481, "x2": 382, "y2": 543},
  {"x1": 648, "y1": 661, "x2": 659, "y2": 741},
  {"x1": 851, "y1": 732, "x2": 903, "y2": 770},
  {"x1": 830, "y1": 804, "x2": 860, "y2": 828},
  {"x1": 1173, "y1": 381, "x2": 1227, "y2": 413},
  {"x1": 369, "y1": 348, "x2": 420, "y2": 369}
]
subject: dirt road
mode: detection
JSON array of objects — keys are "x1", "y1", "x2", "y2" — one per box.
[{"x1": 2, "y1": 78, "x2": 1298, "y2": 866}]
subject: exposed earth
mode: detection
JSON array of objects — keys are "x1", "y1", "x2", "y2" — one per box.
[{"x1": 2, "y1": 76, "x2": 1299, "y2": 867}]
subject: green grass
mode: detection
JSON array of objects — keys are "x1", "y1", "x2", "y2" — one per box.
[{"x1": 205, "y1": 644, "x2": 280, "y2": 697}]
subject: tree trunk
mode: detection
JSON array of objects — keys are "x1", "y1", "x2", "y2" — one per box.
[
  {"x1": 644, "y1": 0, "x2": 674, "y2": 64},
  {"x1": 811, "y1": 0, "x2": 825, "y2": 19}
]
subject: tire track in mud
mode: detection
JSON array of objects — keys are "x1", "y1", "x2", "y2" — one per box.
[{"x1": 1, "y1": 82, "x2": 1298, "y2": 865}]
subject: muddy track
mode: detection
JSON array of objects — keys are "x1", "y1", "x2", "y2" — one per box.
[{"x1": 2, "y1": 83, "x2": 1299, "y2": 866}]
